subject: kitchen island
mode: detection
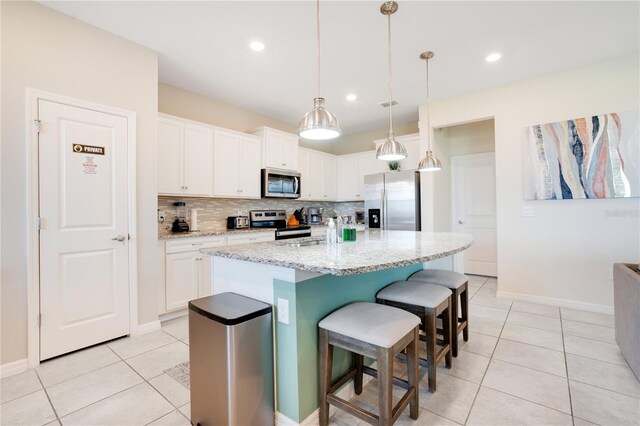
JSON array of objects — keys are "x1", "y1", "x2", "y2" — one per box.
[{"x1": 202, "y1": 230, "x2": 473, "y2": 424}]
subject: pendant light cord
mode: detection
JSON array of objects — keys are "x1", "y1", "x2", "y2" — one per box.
[
  {"x1": 387, "y1": 12, "x2": 394, "y2": 135},
  {"x1": 316, "y1": 0, "x2": 321, "y2": 98},
  {"x1": 425, "y1": 57, "x2": 431, "y2": 152}
]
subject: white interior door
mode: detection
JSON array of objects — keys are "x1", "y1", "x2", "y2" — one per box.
[
  {"x1": 38, "y1": 100, "x2": 130, "y2": 360},
  {"x1": 452, "y1": 153, "x2": 497, "y2": 276}
]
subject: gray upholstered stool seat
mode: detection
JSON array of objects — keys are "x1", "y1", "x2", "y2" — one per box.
[
  {"x1": 408, "y1": 269, "x2": 467, "y2": 289},
  {"x1": 318, "y1": 302, "x2": 421, "y2": 426},
  {"x1": 407, "y1": 269, "x2": 470, "y2": 357},
  {"x1": 376, "y1": 281, "x2": 453, "y2": 392},
  {"x1": 318, "y1": 302, "x2": 420, "y2": 348},
  {"x1": 377, "y1": 280, "x2": 451, "y2": 307}
]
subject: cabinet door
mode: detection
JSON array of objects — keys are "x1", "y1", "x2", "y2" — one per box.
[
  {"x1": 263, "y1": 129, "x2": 283, "y2": 169},
  {"x1": 357, "y1": 151, "x2": 384, "y2": 199},
  {"x1": 198, "y1": 255, "x2": 213, "y2": 298},
  {"x1": 165, "y1": 251, "x2": 199, "y2": 311},
  {"x1": 309, "y1": 151, "x2": 324, "y2": 200},
  {"x1": 184, "y1": 123, "x2": 214, "y2": 196},
  {"x1": 323, "y1": 155, "x2": 337, "y2": 200},
  {"x1": 158, "y1": 118, "x2": 184, "y2": 194},
  {"x1": 298, "y1": 150, "x2": 311, "y2": 200},
  {"x1": 280, "y1": 133, "x2": 299, "y2": 171},
  {"x1": 337, "y1": 155, "x2": 359, "y2": 201},
  {"x1": 238, "y1": 135, "x2": 261, "y2": 198},
  {"x1": 213, "y1": 129, "x2": 240, "y2": 197}
]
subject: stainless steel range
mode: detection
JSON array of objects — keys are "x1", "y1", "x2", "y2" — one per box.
[{"x1": 250, "y1": 210, "x2": 311, "y2": 240}]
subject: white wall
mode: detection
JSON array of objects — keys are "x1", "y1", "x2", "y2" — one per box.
[
  {"x1": 420, "y1": 55, "x2": 640, "y2": 310},
  {"x1": 1, "y1": 1, "x2": 159, "y2": 364}
]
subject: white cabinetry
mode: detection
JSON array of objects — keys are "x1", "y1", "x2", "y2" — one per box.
[
  {"x1": 299, "y1": 148, "x2": 337, "y2": 201},
  {"x1": 158, "y1": 116, "x2": 214, "y2": 196},
  {"x1": 373, "y1": 133, "x2": 421, "y2": 172},
  {"x1": 164, "y1": 237, "x2": 225, "y2": 312},
  {"x1": 337, "y1": 150, "x2": 387, "y2": 201},
  {"x1": 253, "y1": 126, "x2": 299, "y2": 171},
  {"x1": 227, "y1": 232, "x2": 275, "y2": 246},
  {"x1": 213, "y1": 129, "x2": 261, "y2": 198}
]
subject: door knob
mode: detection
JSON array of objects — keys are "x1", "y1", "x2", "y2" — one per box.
[
  {"x1": 457, "y1": 220, "x2": 466, "y2": 225},
  {"x1": 111, "y1": 234, "x2": 126, "y2": 242}
]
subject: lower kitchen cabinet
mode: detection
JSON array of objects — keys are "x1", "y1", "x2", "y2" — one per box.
[{"x1": 165, "y1": 251, "x2": 209, "y2": 311}]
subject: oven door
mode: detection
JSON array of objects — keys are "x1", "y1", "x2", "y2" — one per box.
[{"x1": 262, "y1": 169, "x2": 301, "y2": 198}]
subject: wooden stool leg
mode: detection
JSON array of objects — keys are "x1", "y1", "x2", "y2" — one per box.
[
  {"x1": 354, "y1": 354, "x2": 364, "y2": 395},
  {"x1": 443, "y1": 300, "x2": 453, "y2": 369},
  {"x1": 377, "y1": 347, "x2": 394, "y2": 426},
  {"x1": 461, "y1": 285, "x2": 469, "y2": 342},
  {"x1": 319, "y1": 329, "x2": 333, "y2": 426},
  {"x1": 425, "y1": 309, "x2": 437, "y2": 393},
  {"x1": 407, "y1": 327, "x2": 420, "y2": 420},
  {"x1": 450, "y1": 290, "x2": 460, "y2": 357}
]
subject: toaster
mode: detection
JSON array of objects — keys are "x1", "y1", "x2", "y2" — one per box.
[{"x1": 227, "y1": 216, "x2": 249, "y2": 230}]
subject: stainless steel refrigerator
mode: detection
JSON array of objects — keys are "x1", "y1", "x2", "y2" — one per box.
[{"x1": 364, "y1": 171, "x2": 421, "y2": 231}]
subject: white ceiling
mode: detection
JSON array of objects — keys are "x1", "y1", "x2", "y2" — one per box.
[{"x1": 42, "y1": 1, "x2": 639, "y2": 135}]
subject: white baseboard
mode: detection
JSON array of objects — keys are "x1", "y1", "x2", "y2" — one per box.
[
  {"x1": 497, "y1": 290, "x2": 614, "y2": 315},
  {"x1": 276, "y1": 374, "x2": 374, "y2": 425},
  {"x1": 159, "y1": 309, "x2": 188, "y2": 324},
  {"x1": 1, "y1": 358, "x2": 29, "y2": 378},
  {"x1": 134, "y1": 320, "x2": 161, "y2": 336}
]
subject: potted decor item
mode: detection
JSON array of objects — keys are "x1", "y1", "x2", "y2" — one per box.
[{"x1": 388, "y1": 161, "x2": 400, "y2": 171}]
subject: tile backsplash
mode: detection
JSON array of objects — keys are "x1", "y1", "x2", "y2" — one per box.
[{"x1": 158, "y1": 197, "x2": 364, "y2": 234}]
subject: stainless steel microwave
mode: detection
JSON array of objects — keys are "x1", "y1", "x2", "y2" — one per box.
[{"x1": 261, "y1": 168, "x2": 301, "y2": 198}]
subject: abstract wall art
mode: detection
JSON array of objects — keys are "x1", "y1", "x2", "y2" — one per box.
[{"x1": 523, "y1": 111, "x2": 639, "y2": 200}]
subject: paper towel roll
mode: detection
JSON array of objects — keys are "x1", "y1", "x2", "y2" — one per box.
[{"x1": 191, "y1": 208, "x2": 198, "y2": 231}]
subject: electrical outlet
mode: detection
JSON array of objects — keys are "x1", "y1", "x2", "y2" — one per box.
[
  {"x1": 158, "y1": 210, "x2": 165, "y2": 223},
  {"x1": 277, "y1": 298, "x2": 289, "y2": 325},
  {"x1": 522, "y1": 206, "x2": 535, "y2": 217}
]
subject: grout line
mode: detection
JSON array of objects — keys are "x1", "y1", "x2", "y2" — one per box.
[
  {"x1": 0, "y1": 387, "x2": 45, "y2": 406},
  {"x1": 559, "y1": 310, "x2": 576, "y2": 426},
  {"x1": 115, "y1": 339, "x2": 181, "y2": 362},
  {"x1": 38, "y1": 359, "x2": 121, "y2": 389},
  {"x1": 481, "y1": 386, "x2": 576, "y2": 419},
  {"x1": 33, "y1": 369, "x2": 62, "y2": 424},
  {"x1": 566, "y1": 376, "x2": 640, "y2": 401}
]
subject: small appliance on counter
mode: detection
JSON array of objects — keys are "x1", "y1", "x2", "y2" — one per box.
[
  {"x1": 355, "y1": 210, "x2": 365, "y2": 225},
  {"x1": 171, "y1": 202, "x2": 190, "y2": 233},
  {"x1": 227, "y1": 215, "x2": 249, "y2": 230},
  {"x1": 306, "y1": 207, "x2": 323, "y2": 225},
  {"x1": 250, "y1": 210, "x2": 311, "y2": 240}
]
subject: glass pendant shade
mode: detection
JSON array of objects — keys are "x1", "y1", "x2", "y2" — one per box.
[
  {"x1": 377, "y1": 133, "x2": 407, "y2": 161},
  {"x1": 298, "y1": 97, "x2": 341, "y2": 140},
  {"x1": 418, "y1": 150, "x2": 442, "y2": 172}
]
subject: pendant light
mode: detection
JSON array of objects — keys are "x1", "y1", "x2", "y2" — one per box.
[
  {"x1": 298, "y1": 0, "x2": 341, "y2": 140},
  {"x1": 418, "y1": 51, "x2": 442, "y2": 172},
  {"x1": 376, "y1": 1, "x2": 407, "y2": 162}
]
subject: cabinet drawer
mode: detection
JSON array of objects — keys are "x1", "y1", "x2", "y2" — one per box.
[
  {"x1": 227, "y1": 232, "x2": 274, "y2": 246},
  {"x1": 166, "y1": 236, "x2": 227, "y2": 254}
]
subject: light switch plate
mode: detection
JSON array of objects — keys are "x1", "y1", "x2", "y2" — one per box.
[
  {"x1": 277, "y1": 298, "x2": 290, "y2": 325},
  {"x1": 522, "y1": 206, "x2": 535, "y2": 217}
]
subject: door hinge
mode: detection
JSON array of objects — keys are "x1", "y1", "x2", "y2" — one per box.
[
  {"x1": 38, "y1": 314, "x2": 42, "y2": 327},
  {"x1": 35, "y1": 217, "x2": 42, "y2": 231},
  {"x1": 33, "y1": 119, "x2": 42, "y2": 134}
]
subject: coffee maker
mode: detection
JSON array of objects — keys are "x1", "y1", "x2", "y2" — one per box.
[
  {"x1": 171, "y1": 202, "x2": 190, "y2": 233},
  {"x1": 306, "y1": 207, "x2": 323, "y2": 225}
]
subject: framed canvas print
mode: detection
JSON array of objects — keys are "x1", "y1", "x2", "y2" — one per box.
[{"x1": 523, "y1": 111, "x2": 639, "y2": 200}]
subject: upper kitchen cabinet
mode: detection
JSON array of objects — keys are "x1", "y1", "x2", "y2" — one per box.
[
  {"x1": 373, "y1": 133, "x2": 420, "y2": 172},
  {"x1": 299, "y1": 148, "x2": 337, "y2": 201},
  {"x1": 158, "y1": 115, "x2": 214, "y2": 196},
  {"x1": 253, "y1": 126, "x2": 299, "y2": 171},
  {"x1": 213, "y1": 129, "x2": 261, "y2": 198},
  {"x1": 337, "y1": 150, "x2": 387, "y2": 201}
]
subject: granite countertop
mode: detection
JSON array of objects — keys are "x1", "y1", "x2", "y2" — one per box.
[
  {"x1": 201, "y1": 230, "x2": 473, "y2": 276},
  {"x1": 158, "y1": 228, "x2": 275, "y2": 240}
]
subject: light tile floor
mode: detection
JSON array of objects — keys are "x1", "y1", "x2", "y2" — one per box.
[{"x1": 1, "y1": 276, "x2": 638, "y2": 426}]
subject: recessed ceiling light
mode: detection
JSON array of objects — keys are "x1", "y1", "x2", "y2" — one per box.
[
  {"x1": 250, "y1": 41, "x2": 265, "y2": 52},
  {"x1": 485, "y1": 52, "x2": 502, "y2": 62},
  {"x1": 346, "y1": 93, "x2": 357, "y2": 101}
]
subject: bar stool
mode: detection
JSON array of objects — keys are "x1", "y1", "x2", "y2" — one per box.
[
  {"x1": 376, "y1": 281, "x2": 452, "y2": 392},
  {"x1": 318, "y1": 302, "x2": 420, "y2": 426},
  {"x1": 408, "y1": 270, "x2": 469, "y2": 357}
]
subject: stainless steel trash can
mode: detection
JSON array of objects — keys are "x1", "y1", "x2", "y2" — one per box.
[{"x1": 189, "y1": 292, "x2": 274, "y2": 426}]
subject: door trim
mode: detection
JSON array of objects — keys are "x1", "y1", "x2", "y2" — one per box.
[
  {"x1": 450, "y1": 152, "x2": 497, "y2": 275},
  {"x1": 26, "y1": 89, "x2": 138, "y2": 367}
]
